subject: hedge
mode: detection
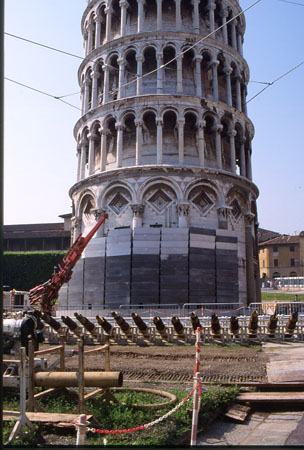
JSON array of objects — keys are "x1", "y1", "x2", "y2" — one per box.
[{"x1": 3, "y1": 252, "x2": 66, "y2": 291}]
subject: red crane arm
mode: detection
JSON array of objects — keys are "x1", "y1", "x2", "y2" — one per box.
[{"x1": 29, "y1": 213, "x2": 108, "y2": 313}]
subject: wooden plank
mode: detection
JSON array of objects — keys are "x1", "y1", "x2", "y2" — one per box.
[
  {"x1": 237, "y1": 392, "x2": 304, "y2": 403},
  {"x1": 224, "y1": 403, "x2": 251, "y2": 422},
  {"x1": 34, "y1": 345, "x2": 63, "y2": 356},
  {"x1": 3, "y1": 411, "x2": 92, "y2": 423},
  {"x1": 267, "y1": 360, "x2": 304, "y2": 382}
]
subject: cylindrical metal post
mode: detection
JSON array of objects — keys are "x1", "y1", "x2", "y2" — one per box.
[
  {"x1": 75, "y1": 414, "x2": 89, "y2": 446},
  {"x1": 28, "y1": 340, "x2": 35, "y2": 412},
  {"x1": 190, "y1": 371, "x2": 201, "y2": 446},
  {"x1": 78, "y1": 338, "x2": 85, "y2": 414}
]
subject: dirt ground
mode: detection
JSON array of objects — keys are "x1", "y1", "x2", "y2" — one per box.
[{"x1": 44, "y1": 341, "x2": 268, "y2": 389}]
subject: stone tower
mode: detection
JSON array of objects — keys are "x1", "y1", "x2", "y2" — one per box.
[{"x1": 59, "y1": 0, "x2": 260, "y2": 309}]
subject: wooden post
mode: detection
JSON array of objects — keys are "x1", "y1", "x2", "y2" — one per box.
[
  {"x1": 28, "y1": 340, "x2": 35, "y2": 411},
  {"x1": 7, "y1": 348, "x2": 34, "y2": 444},
  {"x1": 59, "y1": 335, "x2": 65, "y2": 371},
  {"x1": 105, "y1": 335, "x2": 110, "y2": 371},
  {"x1": 78, "y1": 337, "x2": 85, "y2": 414}
]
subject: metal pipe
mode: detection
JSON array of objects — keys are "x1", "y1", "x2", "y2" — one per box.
[
  {"x1": 41, "y1": 312, "x2": 62, "y2": 333},
  {"x1": 96, "y1": 315, "x2": 112, "y2": 334},
  {"x1": 153, "y1": 316, "x2": 167, "y2": 339},
  {"x1": 248, "y1": 311, "x2": 258, "y2": 337},
  {"x1": 74, "y1": 313, "x2": 98, "y2": 336},
  {"x1": 285, "y1": 312, "x2": 298, "y2": 337},
  {"x1": 190, "y1": 312, "x2": 201, "y2": 331},
  {"x1": 211, "y1": 313, "x2": 221, "y2": 337},
  {"x1": 172, "y1": 316, "x2": 185, "y2": 338},
  {"x1": 111, "y1": 311, "x2": 132, "y2": 337},
  {"x1": 267, "y1": 314, "x2": 278, "y2": 337},
  {"x1": 34, "y1": 371, "x2": 123, "y2": 388},
  {"x1": 131, "y1": 312, "x2": 149, "y2": 338},
  {"x1": 230, "y1": 316, "x2": 240, "y2": 336},
  {"x1": 61, "y1": 316, "x2": 82, "y2": 336}
]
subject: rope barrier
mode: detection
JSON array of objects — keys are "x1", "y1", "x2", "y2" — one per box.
[{"x1": 87, "y1": 382, "x2": 201, "y2": 435}]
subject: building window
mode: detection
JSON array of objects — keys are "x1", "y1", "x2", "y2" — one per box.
[
  {"x1": 290, "y1": 245, "x2": 295, "y2": 252},
  {"x1": 262, "y1": 260, "x2": 265, "y2": 268},
  {"x1": 274, "y1": 259, "x2": 279, "y2": 267},
  {"x1": 273, "y1": 246, "x2": 278, "y2": 252},
  {"x1": 290, "y1": 258, "x2": 295, "y2": 266}
]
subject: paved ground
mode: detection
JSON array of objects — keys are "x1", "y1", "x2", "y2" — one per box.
[{"x1": 197, "y1": 342, "x2": 304, "y2": 446}]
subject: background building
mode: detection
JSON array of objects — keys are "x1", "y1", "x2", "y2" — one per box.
[
  {"x1": 59, "y1": 0, "x2": 260, "y2": 309},
  {"x1": 259, "y1": 231, "x2": 304, "y2": 281}
]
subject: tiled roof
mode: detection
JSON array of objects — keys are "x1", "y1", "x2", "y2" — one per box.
[
  {"x1": 258, "y1": 228, "x2": 280, "y2": 243},
  {"x1": 3, "y1": 223, "x2": 70, "y2": 239},
  {"x1": 258, "y1": 234, "x2": 300, "y2": 246}
]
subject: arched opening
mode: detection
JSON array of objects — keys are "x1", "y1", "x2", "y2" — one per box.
[
  {"x1": 182, "y1": 49, "x2": 195, "y2": 95},
  {"x1": 95, "y1": 60, "x2": 104, "y2": 105},
  {"x1": 217, "y1": 54, "x2": 227, "y2": 103},
  {"x1": 199, "y1": 0, "x2": 209, "y2": 34},
  {"x1": 235, "y1": 124, "x2": 243, "y2": 176},
  {"x1": 163, "y1": 111, "x2": 178, "y2": 163},
  {"x1": 97, "y1": 6, "x2": 106, "y2": 45},
  {"x1": 290, "y1": 272, "x2": 297, "y2": 277},
  {"x1": 201, "y1": 52, "x2": 212, "y2": 99},
  {"x1": 231, "y1": 63, "x2": 238, "y2": 109},
  {"x1": 108, "y1": 54, "x2": 119, "y2": 101},
  {"x1": 82, "y1": 128, "x2": 90, "y2": 179},
  {"x1": 144, "y1": 0, "x2": 157, "y2": 30},
  {"x1": 143, "y1": 47, "x2": 157, "y2": 93},
  {"x1": 214, "y1": 0, "x2": 223, "y2": 42},
  {"x1": 245, "y1": 128, "x2": 251, "y2": 179},
  {"x1": 204, "y1": 115, "x2": 217, "y2": 168},
  {"x1": 163, "y1": 46, "x2": 177, "y2": 94},
  {"x1": 142, "y1": 111, "x2": 157, "y2": 163},
  {"x1": 122, "y1": 113, "x2": 136, "y2": 166},
  {"x1": 111, "y1": 0, "x2": 121, "y2": 39},
  {"x1": 162, "y1": 0, "x2": 176, "y2": 31},
  {"x1": 126, "y1": 0, "x2": 138, "y2": 34},
  {"x1": 188, "y1": 185, "x2": 217, "y2": 217},
  {"x1": 240, "y1": 71, "x2": 246, "y2": 113},
  {"x1": 89, "y1": 14, "x2": 96, "y2": 51},
  {"x1": 105, "y1": 117, "x2": 117, "y2": 168},
  {"x1": 184, "y1": 112, "x2": 199, "y2": 164},
  {"x1": 125, "y1": 50, "x2": 137, "y2": 97},
  {"x1": 181, "y1": 0, "x2": 193, "y2": 31},
  {"x1": 85, "y1": 69, "x2": 93, "y2": 111},
  {"x1": 221, "y1": 119, "x2": 231, "y2": 171},
  {"x1": 80, "y1": 194, "x2": 96, "y2": 234},
  {"x1": 104, "y1": 186, "x2": 132, "y2": 228},
  {"x1": 227, "y1": 9, "x2": 234, "y2": 47}
]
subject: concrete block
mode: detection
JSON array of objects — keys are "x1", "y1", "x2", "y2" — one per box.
[
  {"x1": 133, "y1": 247, "x2": 160, "y2": 255},
  {"x1": 161, "y1": 240, "x2": 188, "y2": 248}
]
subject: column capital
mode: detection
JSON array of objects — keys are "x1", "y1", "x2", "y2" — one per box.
[
  {"x1": 87, "y1": 132, "x2": 99, "y2": 141},
  {"x1": 195, "y1": 55, "x2": 203, "y2": 63},
  {"x1": 156, "y1": 118, "x2": 163, "y2": 126},
  {"x1": 198, "y1": 119, "x2": 206, "y2": 129},
  {"x1": 228, "y1": 129, "x2": 237, "y2": 137},
  {"x1": 71, "y1": 216, "x2": 82, "y2": 229},
  {"x1": 177, "y1": 203, "x2": 190, "y2": 216},
  {"x1": 119, "y1": 0, "x2": 128, "y2": 7},
  {"x1": 105, "y1": 7, "x2": 113, "y2": 14},
  {"x1": 137, "y1": 0, "x2": 146, "y2": 3},
  {"x1": 216, "y1": 124, "x2": 223, "y2": 133},
  {"x1": 224, "y1": 66, "x2": 233, "y2": 75},
  {"x1": 220, "y1": 8, "x2": 228, "y2": 18},
  {"x1": 102, "y1": 64, "x2": 110, "y2": 72},
  {"x1": 88, "y1": 22, "x2": 95, "y2": 31},
  {"x1": 115, "y1": 122, "x2": 124, "y2": 131},
  {"x1": 156, "y1": 52, "x2": 163, "y2": 60},
  {"x1": 136, "y1": 55, "x2": 144, "y2": 62},
  {"x1": 177, "y1": 119, "x2": 185, "y2": 127},
  {"x1": 91, "y1": 70, "x2": 101, "y2": 79},
  {"x1": 217, "y1": 206, "x2": 232, "y2": 219},
  {"x1": 134, "y1": 119, "x2": 143, "y2": 127},
  {"x1": 117, "y1": 58, "x2": 125, "y2": 66},
  {"x1": 210, "y1": 59, "x2": 219, "y2": 67},
  {"x1": 91, "y1": 208, "x2": 106, "y2": 220},
  {"x1": 130, "y1": 203, "x2": 145, "y2": 217},
  {"x1": 239, "y1": 136, "x2": 246, "y2": 144},
  {"x1": 208, "y1": 1, "x2": 216, "y2": 10},
  {"x1": 244, "y1": 211, "x2": 255, "y2": 224}
]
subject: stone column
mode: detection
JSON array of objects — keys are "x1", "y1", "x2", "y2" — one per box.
[
  {"x1": 177, "y1": 119, "x2": 185, "y2": 164},
  {"x1": 156, "y1": 53, "x2": 163, "y2": 94},
  {"x1": 195, "y1": 56, "x2": 202, "y2": 97},
  {"x1": 135, "y1": 120, "x2": 143, "y2": 165},
  {"x1": 176, "y1": 0, "x2": 182, "y2": 31},
  {"x1": 156, "y1": 118, "x2": 163, "y2": 164},
  {"x1": 105, "y1": 7, "x2": 112, "y2": 42},
  {"x1": 84, "y1": 31, "x2": 88, "y2": 56},
  {"x1": 224, "y1": 66, "x2": 233, "y2": 107},
  {"x1": 136, "y1": 55, "x2": 143, "y2": 95},
  {"x1": 177, "y1": 203, "x2": 190, "y2": 228},
  {"x1": 221, "y1": 9, "x2": 228, "y2": 45},
  {"x1": 242, "y1": 85, "x2": 248, "y2": 114},
  {"x1": 87, "y1": 23, "x2": 94, "y2": 52},
  {"x1": 91, "y1": 71, "x2": 100, "y2": 109},
  {"x1": 197, "y1": 120, "x2": 205, "y2": 166},
  {"x1": 240, "y1": 136, "x2": 246, "y2": 177},
  {"x1": 157, "y1": 0, "x2": 162, "y2": 31},
  {"x1": 245, "y1": 212, "x2": 256, "y2": 305},
  {"x1": 237, "y1": 26, "x2": 243, "y2": 56},
  {"x1": 229, "y1": 129, "x2": 237, "y2": 174},
  {"x1": 95, "y1": 16, "x2": 102, "y2": 48},
  {"x1": 193, "y1": 0, "x2": 200, "y2": 34},
  {"x1": 84, "y1": 79, "x2": 90, "y2": 112},
  {"x1": 116, "y1": 123, "x2": 124, "y2": 167},
  {"x1": 100, "y1": 128, "x2": 107, "y2": 171},
  {"x1": 76, "y1": 145, "x2": 82, "y2": 181},
  {"x1": 131, "y1": 204, "x2": 145, "y2": 229},
  {"x1": 177, "y1": 55, "x2": 183, "y2": 94},
  {"x1": 215, "y1": 124, "x2": 223, "y2": 169},
  {"x1": 120, "y1": 0, "x2": 127, "y2": 36},
  {"x1": 88, "y1": 132, "x2": 97, "y2": 175},
  {"x1": 138, "y1": 0, "x2": 145, "y2": 32},
  {"x1": 118, "y1": 58, "x2": 125, "y2": 99},
  {"x1": 81, "y1": 86, "x2": 85, "y2": 115},
  {"x1": 79, "y1": 140, "x2": 87, "y2": 179},
  {"x1": 208, "y1": 0, "x2": 216, "y2": 34},
  {"x1": 231, "y1": 20, "x2": 237, "y2": 50},
  {"x1": 247, "y1": 145, "x2": 252, "y2": 180},
  {"x1": 103, "y1": 65, "x2": 110, "y2": 104},
  {"x1": 72, "y1": 217, "x2": 82, "y2": 242},
  {"x1": 235, "y1": 75, "x2": 242, "y2": 111},
  {"x1": 211, "y1": 60, "x2": 219, "y2": 101}
]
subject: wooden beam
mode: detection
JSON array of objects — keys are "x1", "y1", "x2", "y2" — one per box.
[{"x1": 237, "y1": 392, "x2": 304, "y2": 403}]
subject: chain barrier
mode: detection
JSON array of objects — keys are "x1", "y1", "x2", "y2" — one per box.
[{"x1": 87, "y1": 382, "x2": 201, "y2": 435}]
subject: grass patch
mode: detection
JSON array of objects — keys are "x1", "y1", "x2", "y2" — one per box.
[
  {"x1": 261, "y1": 292, "x2": 304, "y2": 302},
  {"x1": 3, "y1": 385, "x2": 238, "y2": 446}
]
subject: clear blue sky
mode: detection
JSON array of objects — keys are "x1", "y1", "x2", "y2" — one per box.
[{"x1": 4, "y1": 0, "x2": 304, "y2": 234}]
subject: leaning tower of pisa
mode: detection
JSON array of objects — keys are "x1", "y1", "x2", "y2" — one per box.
[{"x1": 59, "y1": 0, "x2": 260, "y2": 310}]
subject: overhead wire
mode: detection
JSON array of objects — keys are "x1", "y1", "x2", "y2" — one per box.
[
  {"x1": 277, "y1": 0, "x2": 304, "y2": 6},
  {"x1": 246, "y1": 60, "x2": 304, "y2": 103},
  {"x1": 5, "y1": 77, "x2": 81, "y2": 110}
]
